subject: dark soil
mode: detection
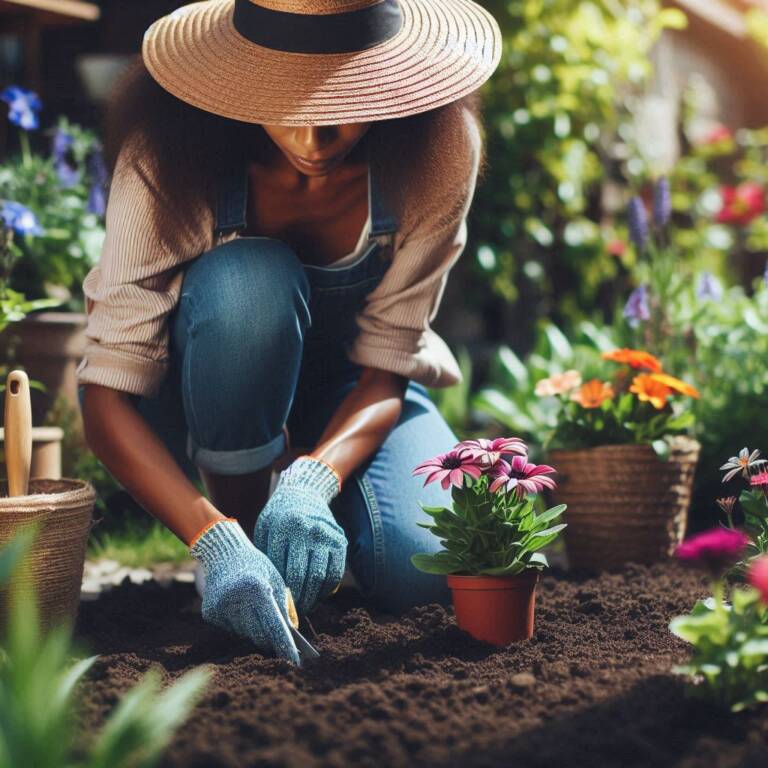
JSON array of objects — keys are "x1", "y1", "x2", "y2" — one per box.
[{"x1": 74, "y1": 563, "x2": 768, "y2": 768}]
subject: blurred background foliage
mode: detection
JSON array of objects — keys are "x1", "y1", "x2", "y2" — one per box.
[{"x1": 465, "y1": 0, "x2": 685, "y2": 335}]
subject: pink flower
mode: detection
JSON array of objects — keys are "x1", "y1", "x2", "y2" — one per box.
[
  {"x1": 534, "y1": 370, "x2": 582, "y2": 397},
  {"x1": 748, "y1": 556, "x2": 768, "y2": 604},
  {"x1": 750, "y1": 471, "x2": 768, "y2": 491},
  {"x1": 488, "y1": 454, "x2": 557, "y2": 500},
  {"x1": 412, "y1": 449, "x2": 483, "y2": 490},
  {"x1": 674, "y1": 528, "x2": 750, "y2": 573},
  {"x1": 715, "y1": 182, "x2": 766, "y2": 226},
  {"x1": 455, "y1": 437, "x2": 527, "y2": 469}
]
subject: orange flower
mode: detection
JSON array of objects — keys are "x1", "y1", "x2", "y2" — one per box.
[
  {"x1": 570, "y1": 379, "x2": 614, "y2": 409},
  {"x1": 630, "y1": 374, "x2": 672, "y2": 409},
  {"x1": 602, "y1": 348, "x2": 663, "y2": 372},
  {"x1": 648, "y1": 373, "x2": 700, "y2": 399}
]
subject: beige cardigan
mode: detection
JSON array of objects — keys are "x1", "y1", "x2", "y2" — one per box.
[{"x1": 75, "y1": 105, "x2": 482, "y2": 398}]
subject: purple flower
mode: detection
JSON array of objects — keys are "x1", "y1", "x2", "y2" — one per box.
[
  {"x1": 623, "y1": 284, "x2": 650, "y2": 327},
  {"x1": 1, "y1": 201, "x2": 43, "y2": 236},
  {"x1": 653, "y1": 177, "x2": 671, "y2": 227},
  {"x1": 696, "y1": 272, "x2": 723, "y2": 302},
  {"x1": 86, "y1": 148, "x2": 108, "y2": 216},
  {"x1": 627, "y1": 196, "x2": 649, "y2": 251},
  {"x1": 1, "y1": 86, "x2": 42, "y2": 131},
  {"x1": 675, "y1": 527, "x2": 750, "y2": 574},
  {"x1": 412, "y1": 449, "x2": 483, "y2": 490},
  {"x1": 764, "y1": 260, "x2": 768, "y2": 288},
  {"x1": 51, "y1": 129, "x2": 80, "y2": 188},
  {"x1": 487, "y1": 454, "x2": 557, "y2": 500}
]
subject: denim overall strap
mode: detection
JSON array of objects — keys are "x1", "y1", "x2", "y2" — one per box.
[{"x1": 214, "y1": 163, "x2": 248, "y2": 238}]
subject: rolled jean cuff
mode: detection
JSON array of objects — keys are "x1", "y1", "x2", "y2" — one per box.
[{"x1": 187, "y1": 429, "x2": 286, "y2": 475}]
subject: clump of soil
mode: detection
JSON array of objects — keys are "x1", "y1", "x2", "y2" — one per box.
[{"x1": 74, "y1": 563, "x2": 768, "y2": 767}]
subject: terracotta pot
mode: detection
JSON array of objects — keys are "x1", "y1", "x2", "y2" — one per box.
[
  {"x1": 447, "y1": 570, "x2": 539, "y2": 646},
  {"x1": 0, "y1": 311, "x2": 87, "y2": 426},
  {"x1": 549, "y1": 436, "x2": 701, "y2": 572}
]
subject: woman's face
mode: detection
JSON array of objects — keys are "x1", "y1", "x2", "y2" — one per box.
[{"x1": 261, "y1": 122, "x2": 371, "y2": 177}]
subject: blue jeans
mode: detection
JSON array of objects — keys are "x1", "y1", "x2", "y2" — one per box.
[{"x1": 80, "y1": 238, "x2": 457, "y2": 613}]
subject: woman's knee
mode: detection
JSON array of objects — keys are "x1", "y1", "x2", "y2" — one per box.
[{"x1": 179, "y1": 238, "x2": 311, "y2": 345}]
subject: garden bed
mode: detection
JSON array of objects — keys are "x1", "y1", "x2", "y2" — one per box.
[{"x1": 74, "y1": 562, "x2": 768, "y2": 768}]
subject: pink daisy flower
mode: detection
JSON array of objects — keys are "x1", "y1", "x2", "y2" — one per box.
[
  {"x1": 750, "y1": 471, "x2": 768, "y2": 491},
  {"x1": 488, "y1": 455, "x2": 557, "y2": 499},
  {"x1": 455, "y1": 437, "x2": 527, "y2": 469},
  {"x1": 412, "y1": 449, "x2": 483, "y2": 490}
]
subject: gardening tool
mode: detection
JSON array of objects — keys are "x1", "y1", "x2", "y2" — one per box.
[
  {"x1": 4, "y1": 370, "x2": 32, "y2": 496},
  {"x1": 285, "y1": 587, "x2": 320, "y2": 662}
]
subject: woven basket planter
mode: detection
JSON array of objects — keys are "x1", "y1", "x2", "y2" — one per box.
[
  {"x1": 0, "y1": 478, "x2": 96, "y2": 631},
  {"x1": 549, "y1": 437, "x2": 701, "y2": 571}
]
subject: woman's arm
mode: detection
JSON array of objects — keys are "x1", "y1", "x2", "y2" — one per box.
[
  {"x1": 80, "y1": 383, "x2": 225, "y2": 546},
  {"x1": 307, "y1": 366, "x2": 409, "y2": 480}
]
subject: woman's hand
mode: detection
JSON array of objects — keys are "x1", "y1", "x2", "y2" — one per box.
[
  {"x1": 190, "y1": 518, "x2": 300, "y2": 665},
  {"x1": 254, "y1": 456, "x2": 347, "y2": 616}
]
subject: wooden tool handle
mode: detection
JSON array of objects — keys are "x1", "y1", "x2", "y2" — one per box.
[{"x1": 5, "y1": 370, "x2": 32, "y2": 497}]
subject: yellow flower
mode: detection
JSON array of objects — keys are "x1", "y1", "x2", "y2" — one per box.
[
  {"x1": 630, "y1": 374, "x2": 672, "y2": 409},
  {"x1": 570, "y1": 379, "x2": 614, "y2": 409}
]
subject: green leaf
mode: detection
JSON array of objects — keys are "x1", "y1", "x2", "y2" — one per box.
[
  {"x1": 410, "y1": 552, "x2": 465, "y2": 575},
  {"x1": 534, "y1": 504, "x2": 567, "y2": 526}
]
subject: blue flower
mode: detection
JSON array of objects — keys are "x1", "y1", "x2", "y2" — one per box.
[
  {"x1": 653, "y1": 177, "x2": 671, "y2": 228},
  {"x1": 1, "y1": 86, "x2": 42, "y2": 131},
  {"x1": 623, "y1": 284, "x2": 650, "y2": 327},
  {"x1": 696, "y1": 272, "x2": 723, "y2": 302},
  {"x1": 1, "y1": 201, "x2": 44, "y2": 236},
  {"x1": 86, "y1": 148, "x2": 109, "y2": 216},
  {"x1": 627, "y1": 197, "x2": 649, "y2": 251}
]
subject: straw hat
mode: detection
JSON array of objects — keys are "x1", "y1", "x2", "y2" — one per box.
[{"x1": 142, "y1": 0, "x2": 502, "y2": 126}]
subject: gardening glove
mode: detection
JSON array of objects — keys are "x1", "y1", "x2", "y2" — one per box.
[
  {"x1": 189, "y1": 518, "x2": 300, "y2": 665},
  {"x1": 254, "y1": 455, "x2": 347, "y2": 616}
]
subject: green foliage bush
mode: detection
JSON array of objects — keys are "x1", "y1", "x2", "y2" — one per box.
[{"x1": 0, "y1": 526, "x2": 211, "y2": 768}]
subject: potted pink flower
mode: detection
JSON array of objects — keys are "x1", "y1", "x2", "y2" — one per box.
[{"x1": 411, "y1": 437, "x2": 566, "y2": 645}]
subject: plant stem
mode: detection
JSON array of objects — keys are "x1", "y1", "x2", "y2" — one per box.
[
  {"x1": 19, "y1": 131, "x2": 32, "y2": 168},
  {"x1": 712, "y1": 577, "x2": 726, "y2": 617}
]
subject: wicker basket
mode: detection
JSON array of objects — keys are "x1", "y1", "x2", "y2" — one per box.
[
  {"x1": 0, "y1": 478, "x2": 96, "y2": 631},
  {"x1": 549, "y1": 437, "x2": 700, "y2": 571}
]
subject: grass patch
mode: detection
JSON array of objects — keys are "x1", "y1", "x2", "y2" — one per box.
[{"x1": 87, "y1": 517, "x2": 191, "y2": 568}]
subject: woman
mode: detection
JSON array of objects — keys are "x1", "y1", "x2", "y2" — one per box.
[{"x1": 77, "y1": 0, "x2": 501, "y2": 664}]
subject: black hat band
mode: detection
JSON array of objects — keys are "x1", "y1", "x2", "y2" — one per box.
[{"x1": 233, "y1": 0, "x2": 404, "y2": 54}]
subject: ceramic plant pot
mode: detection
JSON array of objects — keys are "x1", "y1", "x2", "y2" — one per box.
[
  {"x1": 0, "y1": 311, "x2": 87, "y2": 426},
  {"x1": 549, "y1": 436, "x2": 701, "y2": 571},
  {"x1": 447, "y1": 569, "x2": 539, "y2": 646}
]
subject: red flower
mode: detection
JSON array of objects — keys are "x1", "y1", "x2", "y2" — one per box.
[
  {"x1": 716, "y1": 182, "x2": 766, "y2": 226},
  {"x1": 701, "y1": 125, "x2": 733, "y2": 146},
  {"x1": 412, "y1": 449, "x2": 483, "y2": 490},
  {"x1": 675, "y1": 528, "x2": 750, "y2": 574},
  {"x1": 748, "y1": 556, "x2": 768, "y2": 604},
  {"x1": 606, "y1": 239, "x2": 627, "y2": 257}
]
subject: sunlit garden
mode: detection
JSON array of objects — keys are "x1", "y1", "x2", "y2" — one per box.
[{"x1": 1, "y1": 0, "x2": 768, "y2": 765}]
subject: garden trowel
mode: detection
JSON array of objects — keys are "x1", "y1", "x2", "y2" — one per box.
[{"x1": 285, "y1": 587, "x2": 320, "y2": 662}]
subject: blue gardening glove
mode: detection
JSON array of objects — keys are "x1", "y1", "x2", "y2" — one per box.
[
  {"x1": 190, "y1": 518, "x2": 300, "y2": 665},
  {"x1": 254, "y1": 456, "x2": 347, "y2": 616}
]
